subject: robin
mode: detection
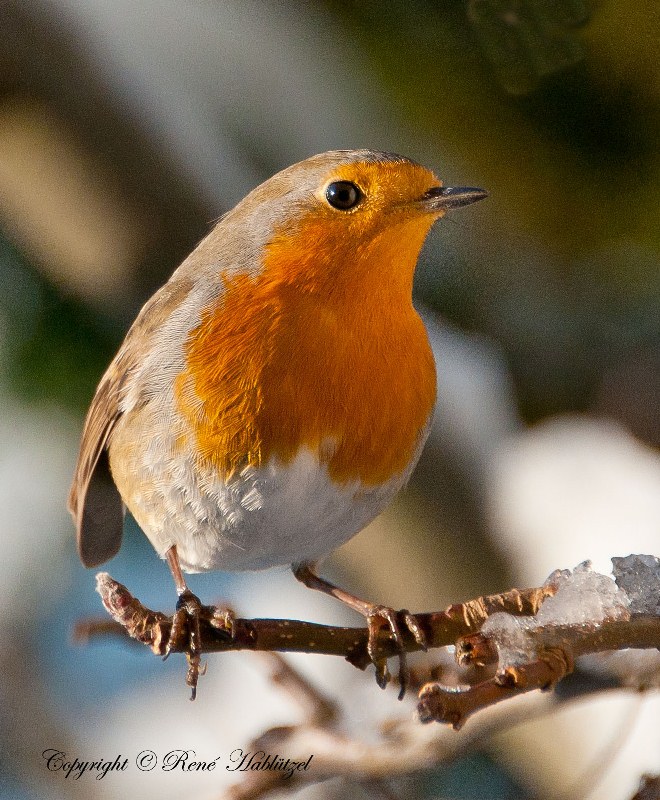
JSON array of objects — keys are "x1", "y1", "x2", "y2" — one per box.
[{"x1": 69, "y1": 149, "x2": 486, "y2": 697}]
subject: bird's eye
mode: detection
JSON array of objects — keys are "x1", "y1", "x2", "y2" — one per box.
[{"x1": 325, "y1": 181, "x2": 362, "y2": 210}]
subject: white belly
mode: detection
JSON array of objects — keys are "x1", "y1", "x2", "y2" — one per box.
[{"x1": 115, "y1": 441, "x2": 415, "y2": 573}]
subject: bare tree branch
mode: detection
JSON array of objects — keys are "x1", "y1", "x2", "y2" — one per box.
[
  {"x1": 76, "y1": 558, "x2": 660, "y2": 737},
  {"x1": 630, "y1": 775, "x2": 660, "y2": 800},
  {"x1": 82, "y1": 571, "x2": 557, "y2": 669},
  {"x1": 218, "y1": 653, "x2": 649, "y2": 799}
]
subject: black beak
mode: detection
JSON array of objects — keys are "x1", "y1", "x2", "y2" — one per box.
[{"x1": 419, "y1": 185, "x2": 488, "y2": 212}]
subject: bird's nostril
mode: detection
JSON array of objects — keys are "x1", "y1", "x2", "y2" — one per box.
[{"x1": 422, "y1": 186, "x2": 445, "y2": 200}]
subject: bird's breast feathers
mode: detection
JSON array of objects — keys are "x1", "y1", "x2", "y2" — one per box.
[{"x1": 173, "y1": 267, "x2": 437, "y2": 489}]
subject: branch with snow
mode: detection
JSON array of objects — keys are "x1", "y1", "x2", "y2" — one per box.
[
  {"x1": 418, "y1": 555, "x2": 660, "y2": 728},
  {"x1": 76, "y1": 554, "x2": 660, "y2": 732}
]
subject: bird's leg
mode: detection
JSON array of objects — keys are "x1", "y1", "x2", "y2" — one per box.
[
  {"x1": 292, "y1": 562, "x2": 427, "y2": 699},
  {"x1": 164, "y1": 545, "x2": 206, "y2": 700},
  {"x1": 164, "y1": 546, "x2": 235, "y2": 699}
]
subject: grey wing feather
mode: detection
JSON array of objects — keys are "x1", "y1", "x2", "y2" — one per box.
[{"x1": 68, "y1": 368, "x2": 126, "y2": 567}]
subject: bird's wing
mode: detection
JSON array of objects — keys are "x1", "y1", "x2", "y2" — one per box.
[
  {"x1": 68, "y1": 336, "x2": 137, "y2": 567},
  {"x1": 69, "y1": 276, "x2": 196, "y2": 567}
]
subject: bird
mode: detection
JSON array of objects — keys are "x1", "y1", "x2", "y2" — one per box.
[{"x1": 69, "y1": 149, "x2": 487, "y2": 698}]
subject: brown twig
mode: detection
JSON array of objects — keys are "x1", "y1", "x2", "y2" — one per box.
[
  {"x1": 630, "y1": 775, "x2": 660, "y2": 800},
  {"x1": 81, "y1": 570, "x2": 660, "y2": 735},
  {"x1": 90, "y1": 572, "x2": 557, "y2": 668},
  {"x1": 418, "y1": 615, "x2": 660, "y2": 728},
  {"x1": 74, "y1": 569, "x2": 660, "y2": 799},
  {"x1": 256, "y1": 651, "x2": 339, "y2": 726},
  {"x1": 219, "y1": 653, "x2": 648, "y2": 800}
]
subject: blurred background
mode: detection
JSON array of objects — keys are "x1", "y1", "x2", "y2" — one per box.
[{"x1": 1, "y1": 1, "x2": 659, "y2": 798}]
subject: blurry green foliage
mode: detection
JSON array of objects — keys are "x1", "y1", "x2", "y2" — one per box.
[
  {"x1": 468, "y1": 0, "x2": 590, "y2": 94},
  {"x1": 0, "y1": 233, "x2": 115, "y2": 410}
]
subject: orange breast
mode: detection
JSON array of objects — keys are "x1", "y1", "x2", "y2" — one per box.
[{"x1": 176, "y1": 210, "x2": 437, "y2": 487}]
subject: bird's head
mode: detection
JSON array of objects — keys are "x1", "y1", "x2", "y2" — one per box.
[{"x1": 220, "y1": 149, "x2": 487, "y2": 300}]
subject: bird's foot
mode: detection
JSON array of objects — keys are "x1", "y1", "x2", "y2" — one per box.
[
  {"x1": 291, "y1": 563, "x2": 426, "y2": 700},
  {"x1": 366, "y1": 606, "x2": 427, "y2": 700},
  {"x1": 164, "y1": 589, "x2": 235, "y2": 700}
]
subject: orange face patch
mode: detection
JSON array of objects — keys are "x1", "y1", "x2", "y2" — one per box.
[{"x1": 177, "y1": 160, "x2": 438, "y2": 486}]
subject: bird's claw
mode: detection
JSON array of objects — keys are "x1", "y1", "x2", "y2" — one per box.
[
  {"x1": 164, "y1": 590, "x2": 201, "y2": 656},
  {"x1": 366, "y1": 606, "x2": 426, "y2": 700},
  {"x1": 401, "y1": 609, "x2": 427, "y2": 651},
  {"x1": 163, "y1": 589, "x2": 235, "y2": 700},
  {"x1": 162, "y1": 589, "x2": 204, "y2": 699}
]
